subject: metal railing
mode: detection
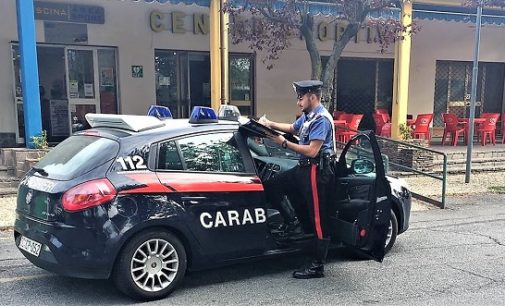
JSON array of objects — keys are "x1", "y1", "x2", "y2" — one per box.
[
  {"x1": 375, "y1": 135, "x2": 448, "y2": 209},
  {"x1": 333, "y1": 127, "x2": 448, "y2": 208}
]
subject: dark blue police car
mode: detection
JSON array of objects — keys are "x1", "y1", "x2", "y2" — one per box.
[{"x1": 14, "y1": 107, "x2": 411, "y2": 301}]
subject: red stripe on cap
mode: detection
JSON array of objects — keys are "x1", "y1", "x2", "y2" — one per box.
[{"x1": 311, "y1": 164, "x2": 323, "y2": 239}]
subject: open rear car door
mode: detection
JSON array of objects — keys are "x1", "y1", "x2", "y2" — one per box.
[{"x1": 330, "y1": 131, "x2": 392, "y2": 262}]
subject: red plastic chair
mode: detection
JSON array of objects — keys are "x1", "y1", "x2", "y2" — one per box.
[
  {"x1": 335, "y1": 114, "x2": 363, "y2": 142},
  {"x1": 333, "y1": 111, "x2": 345, "y2": 120},
  {"x1": 476, "y1": 113, "x2": 500, "y2": 146},
  {"x1": 375, "y1": 109, "x2": 390, "y2": 123},
  {"x1": 442, "y1": 113, "x2": 465, "y2": 146},
  {"x1": 381, "y1": 123, "x2": 392, "y2": 137},
  {"x1": 372, "y1": 113, "x2": 387, "y2": 135},
  {"x1": 502, "y1": 113, "x2": 505, "y2": 144},
  {"x1": 411, "y1": 114, "x2": 433, "y2": 141}
]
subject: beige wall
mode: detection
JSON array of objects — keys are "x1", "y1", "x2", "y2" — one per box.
[
  {"x1": 409, "y1": 19, "x2": 505, "y2": 117},
  {"x1": 2, "y1": 0, "x2": 505, "y2": 142}
]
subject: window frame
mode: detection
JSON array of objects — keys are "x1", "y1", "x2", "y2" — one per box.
[
  {"x1": 229, "y1": 53, "x2": 256, "y2": 117},
  {"x1": 154, "y1": 131, "x2": 256, "y2": 175}
]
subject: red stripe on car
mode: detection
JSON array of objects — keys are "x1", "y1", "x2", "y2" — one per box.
[{"x1": 157, "y1": 172, "x2": 264, "y2": 192}]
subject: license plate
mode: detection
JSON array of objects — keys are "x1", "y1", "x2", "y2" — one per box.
[{"x1": 19, "y1": 236, "x2": 42, "y2": 257}]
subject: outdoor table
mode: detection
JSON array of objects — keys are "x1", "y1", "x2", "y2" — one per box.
[{"x1": 459, "y1": 118, "x2": 487, "y2": 144}]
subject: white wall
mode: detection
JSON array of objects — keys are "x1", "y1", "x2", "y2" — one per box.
[
  {"x1": 3, "y1": 1, "x2": 505, "y2": 140},
  {"x1": 409, "y1": 19, "x2": 505, "y2": 117}
]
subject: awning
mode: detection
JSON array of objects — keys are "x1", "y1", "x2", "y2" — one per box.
[
  {"x1": 414, "y1": 4, "x2": 505, "y2": 26},
  {"x1": 228, "y1": 0, "x2": 400, "y2": 18},
  {"x1": 128, "y1": 0, "x2": 210, "y2": 5},
  {"x1": 128, "y1": 0, "x2": 400, "y2": 19}
]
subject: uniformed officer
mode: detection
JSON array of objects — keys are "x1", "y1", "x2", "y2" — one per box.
[{"x1": 260, "y1": 80, "x2": 336, "y2": 279}]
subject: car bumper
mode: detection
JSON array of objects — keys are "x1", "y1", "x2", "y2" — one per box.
[{"x1": 14, "y1": 212, "x2": 116, "y2": 279}]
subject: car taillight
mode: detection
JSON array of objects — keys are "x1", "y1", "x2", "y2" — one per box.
[{"x1": 62, "y1": 178, "x2": 117, "y2": 212}]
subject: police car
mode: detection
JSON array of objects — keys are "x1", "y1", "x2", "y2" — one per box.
[{"x1": 14, "y1": 106, "x2": 411, "y2": 301}]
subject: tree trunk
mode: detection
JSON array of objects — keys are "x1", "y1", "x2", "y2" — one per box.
[
  {"x1": 320, "y1": 23, "x2": 361, "y2": 110},
  {"x1": 299, "y1": 14, "x2": 321, "y2": 80}
]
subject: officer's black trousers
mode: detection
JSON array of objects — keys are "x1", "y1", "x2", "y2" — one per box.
[{"x1": 264, "y1": 164, "x2": 331, "y2": 241}]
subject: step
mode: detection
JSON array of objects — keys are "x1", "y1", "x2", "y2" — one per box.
[
  {"x1": 0, "y1": 166, "x2": 14, "y2": 178},
  {"x1": 432, "y1": 157, "x2": 505, "y2": 166},
  {"x1": 0, "y1": 177, "x2": 20, "y2": 189},
  {"x1": 432, "y1": 150, "x2": 505, "y2": 161},
  {"x1": 0, "y1": 187, "x2": 18, "y2": 198}
]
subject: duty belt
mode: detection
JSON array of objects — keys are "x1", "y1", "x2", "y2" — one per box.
[
  {"x1": 298, "y1": 158, "x2": 319, "y2": 167},
  {"x1": 298, "y1": 153, "x2": 336, "y2": 167}
]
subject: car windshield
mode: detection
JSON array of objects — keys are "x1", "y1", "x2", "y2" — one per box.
[
  {"x1": 247, "y1": 137, "x2": 298, "y2": 159},
  {"x1": 35, "y1": 135, "x2": 120, "y2": 180}
]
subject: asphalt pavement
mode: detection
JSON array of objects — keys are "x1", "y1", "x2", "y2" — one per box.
[{"x1": 1, "y1": 193, "x2": 504, "y2": 305}]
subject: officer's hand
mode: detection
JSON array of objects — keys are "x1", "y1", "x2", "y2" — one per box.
[
  {"x1": 268, "y1": 134, "x2": 285, "y2": 146},
  {"x1": 258, "y1": 114, "x2": 271, "y2": 127}
]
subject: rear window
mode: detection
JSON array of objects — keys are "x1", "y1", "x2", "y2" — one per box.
[{"x1": 35, "y1": 136, "x2": 120, "y2": 180}]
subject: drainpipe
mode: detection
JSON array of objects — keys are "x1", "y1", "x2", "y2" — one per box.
[
  {"x1": 220, "y1": 0, "x2": 229, "y2": 105},
  {"x1": 16, "y1": 0, "x2": 42, "y2": 148},
  {"x1": 210, "y1": 0, "x2": 222, "y2": 111}
]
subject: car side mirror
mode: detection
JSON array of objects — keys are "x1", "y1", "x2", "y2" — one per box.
[{"x1": 351, "y1": 159, "x2": 374, "y2": 174}]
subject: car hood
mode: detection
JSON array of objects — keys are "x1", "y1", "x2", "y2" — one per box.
[{"x1": 386, "y1": 175, "x2": 410, "y2": 194}]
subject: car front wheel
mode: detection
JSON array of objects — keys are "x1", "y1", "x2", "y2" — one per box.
[
  {"x1": 384, "y1": 210, "x2": 398, "y2": 254},
  {"x1": 113, "y1": 230, "x2": 187, "y2": 301}
]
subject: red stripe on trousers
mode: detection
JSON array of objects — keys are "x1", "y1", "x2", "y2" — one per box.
[{"x1": 310, "y1": 164, "x2": 323, "y2": 239}]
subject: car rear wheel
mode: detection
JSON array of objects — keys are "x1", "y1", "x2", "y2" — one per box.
[{"x1": 113, "y1": 230, "x2": 187, "y2": 301}]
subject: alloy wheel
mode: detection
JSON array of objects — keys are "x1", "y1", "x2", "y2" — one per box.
[{"x1": 130, "y1": 238, "x2": 179, "y2": 292}]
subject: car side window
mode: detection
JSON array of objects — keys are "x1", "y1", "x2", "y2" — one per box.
[
  {"x1": 157, "y1": 141, "x2": 184, "y2": 170},
  {"x1": 178, "y1": 133, "x2": 246, "y2": 173}
]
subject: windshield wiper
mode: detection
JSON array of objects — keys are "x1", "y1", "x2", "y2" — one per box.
[{"x1": 32, "y1": 166, "x2": 48, "y2": 177}]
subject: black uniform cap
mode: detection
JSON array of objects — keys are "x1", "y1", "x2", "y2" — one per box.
[{"x1": 293, "y1": 80, "x2": 323, "y2": 96}]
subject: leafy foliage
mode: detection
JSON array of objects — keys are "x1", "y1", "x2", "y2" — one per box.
[
  {"x1": 31, "y1": 130, "x2": 48, "y2": 150},
  {"x1": 224, "y1": 0, "x2": 419, "y2": 108},
  {"x1": 464, "y1": 0, "x2": 505, "y2": 8},
  {"x1": 398, "y1": 123, "x2": 412, "y2": 140}
]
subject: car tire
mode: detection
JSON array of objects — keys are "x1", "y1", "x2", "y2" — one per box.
[
  {"x1": 112, "y1": 229, "x2": 187, "y2": 301},
  {"x1": 347, "y1": 210, "x2": 398, "y2": 259},
  {"x1": 384, "y1": 210, "x2": 398, "y2": 254}
]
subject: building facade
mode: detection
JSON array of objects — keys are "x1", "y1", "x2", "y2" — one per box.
[{"x1": 1, "y1": 0, "x2": 505, "y2": 146}]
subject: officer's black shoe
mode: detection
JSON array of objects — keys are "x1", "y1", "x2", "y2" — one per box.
[
  {"x1": 272, "y1": 219, "x2": 304, "y2": 239},
  {"x1": 292, "y1": 261, "x2": 324, "y2": 279}
]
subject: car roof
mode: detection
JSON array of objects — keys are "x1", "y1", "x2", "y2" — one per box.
[{"x1": 79, "y1": 117, "x2": 241, "y2": 143}]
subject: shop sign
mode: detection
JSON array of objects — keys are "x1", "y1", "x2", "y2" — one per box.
[
  {"x1": 150, "y1": 10, "x2": 209, "y2": 34},
  {"x1": 132, "y1": 66, "x2": 144, "y2": 78},
  {"x1": 149, "y1": 10, "x2": 377, "y2": 43},
  {"x1": 35, "y1": 1, "x2": 105, "y2": 24}
]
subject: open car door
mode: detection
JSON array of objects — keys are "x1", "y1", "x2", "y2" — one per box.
[{"x1": 330, "y1": 131, "x2": 392, "y2": 262}]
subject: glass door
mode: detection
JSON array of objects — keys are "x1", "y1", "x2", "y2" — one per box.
[{"x1": 65, "y1": 47, "x2": 100, "y2": 132}]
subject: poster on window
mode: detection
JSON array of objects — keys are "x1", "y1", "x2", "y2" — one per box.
[
  {"x1": 100, "y1": 67, "x2": 114, "y2": 87},
  {"x1": 49, "y1": 99, "x2": 70, "y2": 136},
  {"x1": 84, "y1": 83, "x2": 94, "y2": 97},
  {"x1": 69, "y1": 80, "x2": 79, "y2": 98}
]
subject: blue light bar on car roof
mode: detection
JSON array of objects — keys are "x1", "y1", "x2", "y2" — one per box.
[
  {"x1": 147, "y1": 105, "x2": 173, "y2": 120},
  {"x1": 218, "y1": 105, "x2": 241, "y2": 121},
  {"x1": 189, "y1": 106, "x2": 218, "y2": 124},
  {"x1": 86, "y1": 113, "x2": 164, "y2": 132}
]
